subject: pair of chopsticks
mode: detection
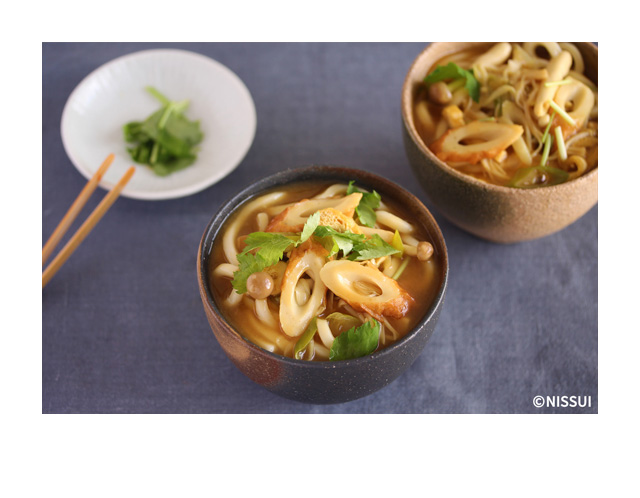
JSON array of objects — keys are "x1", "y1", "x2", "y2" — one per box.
[{"x1": 42, "y1": 154, "x2": 135, "y2": 288}]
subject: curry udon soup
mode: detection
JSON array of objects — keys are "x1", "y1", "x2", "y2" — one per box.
[
  {"x1": 209, "y1": 182, "x2": 442, "y2": 361},
  {"x1": 414, "y1": 42, "x2": 598, "y2": 188}
]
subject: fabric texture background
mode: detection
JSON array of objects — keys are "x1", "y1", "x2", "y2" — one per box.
[{"x1": 42, "y1": 43, "x2": 598, "y2": 413}]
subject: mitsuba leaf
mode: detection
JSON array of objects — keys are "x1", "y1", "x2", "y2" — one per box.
[
  {"x1": 346, "y1": 181, "x2": 381, "y2": 228},
  {"x1": 162, "y1": 111, "x2": 203, "y2": 148},
  {"x1": 311, "y1": 227, "x2": 399, "y2": 261},
  {"x1": 231, "y1": 252, "x2": 266, "y2": 294},
  {"x1": 348, "y1": 234, "x2": 400, "y2": 261},
  {"x1": 231, "y1": 232, "x2": 297, "y2": 293},
  {"x1": 127, "y1": 142, "x2": 153, "y2": 164},
  {"x1": 151, "y1": 155, "x2": 197, "y2": 176},
  {"x1": 299, "y1": 212, "x2": 320, "y2": 244},
  {"x1": 329, "y1": 320, "x2": 380, "y2": 361},
  {"x1": 317, "y1": 236, "x2": 340, "y2": 259},
  {"x1": 123, "y1": 121, "x2": 149, "y2": 143},
  {"x1": 242, "y1": 232, "x2": 297, "y2": 259},
  {"x1": 312, "y1": 226, "x2": 365, "y2": 258},
  {"x1": 424, "y1": 62, "x2": 480, "y2": 102}
]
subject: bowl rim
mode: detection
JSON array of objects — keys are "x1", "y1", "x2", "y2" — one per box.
[
  {"x1": 400, "y1": 41, "x2": 598, "y2": 196},
  {"x1": 197, "y1": 165, "x2": 449, "y2": 369}
]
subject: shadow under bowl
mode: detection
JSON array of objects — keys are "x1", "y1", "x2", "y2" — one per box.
[
  {"x1": 401, "y1": 42, "x2": 598, "y2": 244},
  {"x1": 197, "y1": 166, "x2": 449, "y2": 404}
]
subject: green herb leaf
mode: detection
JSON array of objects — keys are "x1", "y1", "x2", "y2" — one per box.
[
  {"x1": 317, "y1": 235, "x2": 341, "y2": 259},
  {"x1": 311, "y1": 227, "x2": 399, "y2": 261},
  {"x1": 150, "y1": 155, "x2": 197, "y2": 176},
  {"x1": 231, "y1": 252, "x2": 267, "y2": 294},
  {"x1": 347, "y1": 181, "x2": 381, "y2": 228},
  {"x1": 123, "y1": 121, "x2": 149, "y2": 143},
  {"x1": 242, "y1": 232, "x2": 297, "y2": 260},
  {"x1": 312, "y1": 226, "x2": 365, "y2": 258},
  {"x1": 126, "y1": 142, "x2": 153, "y2": 164},
  {"x1": 348, "y1": 234, "x2": 400, "y2": 261},
  {"x1": 162, "y1": 110, "x2": 203, "y2": 146},
  {"x1": 424, "y1": 62, "x2": 480, "y2": 102},
  {"x1": 299, "y1": 212, "x2": 320, "y2": 244},
  {"x1": 329, "y1": 319, "x2": 380, "y2": 361},
  {"x1": 231, "y1": 232, "x2": 297, "y2": 293}
]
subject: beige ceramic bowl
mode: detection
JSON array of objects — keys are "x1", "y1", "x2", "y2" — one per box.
[{"x1": 401, "y1": 42, "x2": 598, "y2": 243}]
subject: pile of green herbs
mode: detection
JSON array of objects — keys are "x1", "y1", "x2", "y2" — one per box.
[{"x1": 123, "y1": 86, "x2": 203, "y2": 176}]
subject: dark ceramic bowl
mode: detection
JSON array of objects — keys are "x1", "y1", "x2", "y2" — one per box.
[
  {"x1": 402, "y1": 42, "x2": 598, "y2": 243},
  {"x1": 197, "y1": 166, "x2": 449, "y2": 404}
]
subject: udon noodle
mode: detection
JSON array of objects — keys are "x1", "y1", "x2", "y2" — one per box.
[
  {"x1": 414, "y1": 42, "x2": 598, "y2": 188},
  {"x1": 209, "y1": 182, "x2": 442, "y2": 361}
]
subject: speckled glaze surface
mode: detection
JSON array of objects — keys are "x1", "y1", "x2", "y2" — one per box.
[
  {"x1": 197, "y1": 167, "x2": 449, "y2": 404},
  {"x1": 401, "y1": 42, "x2": 598, "y2": 244}
]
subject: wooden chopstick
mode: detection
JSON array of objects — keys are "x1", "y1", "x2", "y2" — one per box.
[
  {"x1": 42, "y1": 165, "x2": 135, "y2": 288},
  {"x1": 42, "y1": 154, "x2": 115, "y2": 265}
]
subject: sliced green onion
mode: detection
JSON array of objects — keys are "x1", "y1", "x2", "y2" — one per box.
[
  {"x1": 390, "y1": 230, "x2": 404, "y2": 256},
  {"x1": 495, "y1": 97, "x2": 504, "y2": 118},
  {"x1": 554, "y1": 126, "x2": 567, "y2": 161},
  {"x1": 540, "y1": 134, "x2": 554, "y2": 167},
  {"x1": 510, "y1": 167, "x2": 540, "y2": 188},
  {"x1": 326, "y1": 312, "x2": 361, "y2": 336},
  {"x1": 447, "y1": 78, "x2": 466, "y2": 92},
  {"x1": 548, "y1": 100, "x2": 576, "y2": 126},
  {"x1": 294, "y1": 318, "x2": 318, "y2": 360},
  {"x1": 392, "y1": 258, "x2": 410, "y2": 280},
  {"x1": 541, "y1": 166, "x2": 569, "y2": 185},
  {"x1": 540, "y1": 111, "x2": 556, "y2": 146},
  {"x1": 510, "y1": 165, "x2": 569, "y2": 189},
  {"x1": 544, "y1": 78, "x2": 573, "y2": 88}
]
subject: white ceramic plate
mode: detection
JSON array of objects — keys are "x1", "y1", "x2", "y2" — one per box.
[{"x1": 61, "y1": 49, "x2": 256, "y2": 200}]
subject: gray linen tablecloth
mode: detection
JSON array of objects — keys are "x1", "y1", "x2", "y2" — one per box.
[{"x1": 42, "y1": 43, "x2": 597, "y2": 413}]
